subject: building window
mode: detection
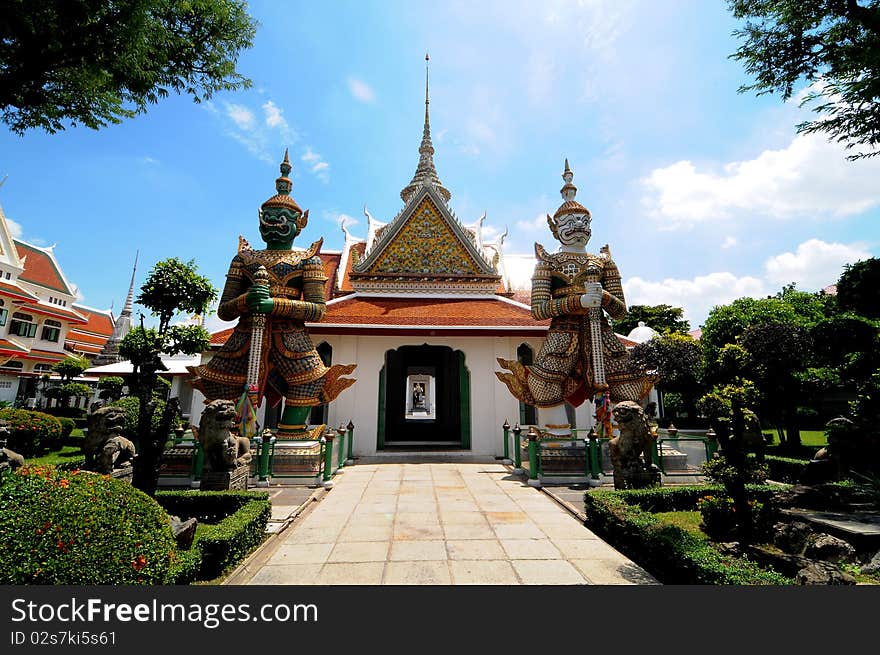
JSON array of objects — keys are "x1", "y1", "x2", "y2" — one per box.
[
  {"x1": 41, "y1": 319, "x2": 62, "y2": 343},
  {"x1": 0, "y1": 300, "x2": 7, "y2": 327},
  {"x1": 9, "y1": 313, "x2": 37, "y2": 338},
  {"x1": 4, "y1": 272, "x2": 9, "y2": 280},
  {"x1": 34, "y1": 363, "x2": 53, "y2": 374},
  {"x1": 0, "y1": 360, "x2": 23, "y2": 375}
]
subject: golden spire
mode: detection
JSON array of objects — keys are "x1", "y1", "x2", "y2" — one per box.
[{"x1": 401, "y1": 52, "x2": 451, "y2": 204}]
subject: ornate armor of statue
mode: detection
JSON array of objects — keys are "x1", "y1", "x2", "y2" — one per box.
[
  {"x1": 497, "y1": 161, "x2": 653, "y2": 418},
  {"x1": 189, "y1": 151, "x2": 356, "y2": 438}
]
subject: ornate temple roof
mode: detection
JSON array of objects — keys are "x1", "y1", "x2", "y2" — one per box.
[
  {"x1": 14, "y1": 240, "x2": 75, "y2": 295},
  {"x1": 400, "y1": 54, "x2": 451, "y2": 204}
]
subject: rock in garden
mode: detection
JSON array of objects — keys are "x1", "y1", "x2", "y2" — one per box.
[
  {"x1": 795, "y1": 561, "x2": 856, "y2": 585},
  {"x1": 169, "y1": 515, "x2": 198, "y2": 550},
  {"x1": 860, "y1": 550, "x2": 880, "y2": 575},
  {"x1": 772, "y1": 521, "x2": 812, "y2": 554},
  {"x1": 805, "y1": 533, "x2": 857, "y2": 564}
]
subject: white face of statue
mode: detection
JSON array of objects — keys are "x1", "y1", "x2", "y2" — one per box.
[{"x1": 556, "y1": 211, "x2": 591, "y2": 249}]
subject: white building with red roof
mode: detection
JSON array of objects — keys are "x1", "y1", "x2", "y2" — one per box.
[
  {"x1": 0, "y1": 201, "x2": 114, "y2": 404},
  {"x1": 201, "y1": 69, "x2": 639, "y2": 457}
]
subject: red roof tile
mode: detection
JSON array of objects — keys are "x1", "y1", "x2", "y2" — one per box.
[
  {"x1": 338, "y1": 242, "x2": 365, "y2": 293},
  {"x1": 72, "y1": 306, "x2": 114, "y2": 337},
  {"x1": 27, "y1": 303, "x2": 88, "y2": 324},
  {"x1": 0, "y1": 280, "x2": 38, "y2": 302},
  {"x1": 319, "y1": 297, "x2": 546, "y2": 327},
  {"x1": 23, "y1": 348, "x2": 67, "y2": 362},
  {"x1": 67, "y1": 342, "x2": 104, "y2": 355},
  {"x1": 0, "y1": 338, "x2": 28, "y2": 354},
  {"x1": 318, "y1": 251, "x2": 341, "y2": 300},
  {"x1": 14, "y1": 241, "x2": 72, "y2": 294}
]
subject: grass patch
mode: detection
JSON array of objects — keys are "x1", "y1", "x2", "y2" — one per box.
[
  {"x1": 654, "y1": 511, "x2": 706, "y2": 539},
  {"x1": 584, "y1": 486, "x2": 793, "y2": 585},
  {"x1": 763, "y1": 430, "x2": 826, "y2": 447},
  {"x1": 25, "y1": 445, "x2": 84, "y2": 467}
]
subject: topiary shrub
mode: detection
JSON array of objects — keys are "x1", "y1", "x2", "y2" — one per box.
[
  {"x1": 0, "y1": 408, "x2": 63, "y2": 457},
  {"x1": 110, "y1": 396, "x2": 169, "y2": 444},
  {"x1": 0, "y1": 466, "x2": 176, "y2": 584}
]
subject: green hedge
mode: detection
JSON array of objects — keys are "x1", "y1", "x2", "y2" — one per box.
[
  {"x1": 763, "y1": 455, "x2": 810, "y2": 484},
  {"x1": 583, "y1": 487, "x2": 792, "y2": 585},
  {"x1": 608, "y1": 484, "x2": 782, "y2": 513},
  {"x1": 0, "y1": 409, "x2": 63, "y2": 457},
  {"x1": 0, "y1": 466, "x2": 175, "y2": 584},
  {"x1": 157, "y1": 490, "x2": 270, "y2": 584}
]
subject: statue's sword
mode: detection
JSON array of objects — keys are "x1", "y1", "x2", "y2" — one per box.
[{"x1": 238, "y1": 265, "x2": 269, "y2": 439}]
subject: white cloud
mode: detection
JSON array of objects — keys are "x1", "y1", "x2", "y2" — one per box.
[
  {"x1": 642, "y1": 132, "x2": 880, "y2": 229},
  {"x1": 764, "y1": 238, "x2": 871, "y2": 290},
  {"x1": 515, "y1": 213, "x2": 547, "y2": 234},
  {"x1": 141, "y1": 156, "x2": 159, "y2": 165},
  {"x1": 262, "y1": 100, "x2": 286, "y2": 129},
  {"x1": 721, "y1": 236, "x2": 737, "y2": 249},
  {"x1": 348, "y1": 78, "x2": 376, "y2": 103},
  {"x1": 338, "y1": 213, "x2": 358, "y2": 230},
  {"x1": 5, "y1": 218, "x2": 23, "y2": 238},
  {"x1": 624, "y1": 273, "x2": 769, "y2": 328},
  {"x1": 226, "y1": 103, "x2": 255, "y2": 131},
  {"x1": 302, "y1": 147, "x2": 330, "y2": 182}
]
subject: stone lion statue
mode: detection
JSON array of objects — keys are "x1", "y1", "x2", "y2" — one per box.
[
  {"x1": 0, "y1": 420, "x2": 24, "y2": 474},
  {"x1": 84, "y1": 405, "x2": 137, "y2": 474},
  {"x1": 609, "y1": 400, "x2": 659, "y2": 490},
  {"x1": 196, "y1": 399, "x2": 252, "y2": 472}
]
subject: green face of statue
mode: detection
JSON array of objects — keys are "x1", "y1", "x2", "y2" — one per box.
[{"x1": 259, "y1": 207, "x2": 299, "y2": 249}]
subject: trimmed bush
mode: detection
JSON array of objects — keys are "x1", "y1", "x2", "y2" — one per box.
[
  {"x1": 763, "y1": 454, "x2": 809, "y2": 484},
  {"x1": 0, "y1": 466, "x2": 176, "y2": 584},
  {"x1": 584, "y1": 487, "x2": 792, "y2": 585},
  {"x1": 110, "y1": 396, "x2": 170, "y2": 443},
  {"x1": 156, "y1": 490, "x2": 270, "y2": 583},
  {"x1": 0, "y1": 408, "x2": 63, "y2": 457}
]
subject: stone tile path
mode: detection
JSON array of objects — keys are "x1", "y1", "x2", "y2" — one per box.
[{"x1": 233, "y1": 461, "x2": 658, "y2": 585}]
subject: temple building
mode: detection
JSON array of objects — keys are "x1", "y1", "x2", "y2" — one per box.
[
  {"x1": 0, "y1": 200, "x2": 114, "y2": 404},
  {"x1": 200, "y1": 63, "x2": 644, "y2": 457}
]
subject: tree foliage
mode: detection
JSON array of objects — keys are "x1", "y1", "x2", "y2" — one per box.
[
  {"x1": 121, "y1": 257, "x2": 216, "y2": 495},
  {"x1": 728, "y1": 0, "x2": 880, "y2": 159},
  {"x1": 97, "y1": 376, "x2": 126, "y2": 401},
  {"x1": 136, "y1": 258, "x2": 218, "y2": 334},
  {"x1": 0, "y1": 0, "x2": 258, "y2": 134},
  {"x1": 614, "y1": 304, "x2": 690, "y2": 336},
  {"x1": 51, "y1": 355, "x2": 89, "y2": 381},
  {"x1": 836, "y1": 257, "x2": 880, "y2": 318},
  {"x1": 631, "y1": 333, "x2": 703, "y2": 419}
]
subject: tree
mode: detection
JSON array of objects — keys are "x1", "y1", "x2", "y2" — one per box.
[
  {"x1": 740, "y1": 321, "x2": 814, "y2": 448},
  {"x1": 700, "y1": 296, "x2": 799, "y2": 383},
  {"x1": 728, "y1": 0, "x2": 880, "y2": 159},
  {"x1": 614, "y1": 304, "x2": 690, "y2": 336},
  {"x1": 49, "y1": 355, "x2": 90, "y2": 408},
  {"x1": 120, "y1": 258, "x2": 216, "y2": 495},
  {"x1": 630, "y1": 333, "x2": 704, "y2": 421},
  {"x1": 51, "y1": 354, "x2": 89, "y2": 382},
  {"x1": 836, "y1": 257, "x2": 880, "y2": 319},
  {"x1": 97, "y1": 376, "x2": 125, "y2": 401},
  {"x1": 0, "y1": 0, "x2": 258, "y2": 134}
]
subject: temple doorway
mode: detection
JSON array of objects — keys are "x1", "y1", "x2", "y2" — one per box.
[{"x1": 377, "y1": 345, "x2": 470, "y2": 449}]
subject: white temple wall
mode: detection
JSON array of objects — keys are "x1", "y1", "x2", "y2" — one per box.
[{"x1": 315, "y1": 333, "x2": 545, "y2": 458}]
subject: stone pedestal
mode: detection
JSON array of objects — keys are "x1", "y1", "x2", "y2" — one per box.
[
  {"x1": 200, "y1": 463, "x2": 250, "y2": 490},
  {"x1": 109, "y1": 467, "x2": 134, "y2": 484}
]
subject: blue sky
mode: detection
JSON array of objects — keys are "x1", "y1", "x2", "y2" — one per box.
[{"x1": 0, "y1": 0, "x2": 877, "y2": 331}]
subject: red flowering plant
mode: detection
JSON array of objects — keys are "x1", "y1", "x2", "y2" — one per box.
[{"x1": 0, "y1": 466, "x2": 175, "y2": 584}]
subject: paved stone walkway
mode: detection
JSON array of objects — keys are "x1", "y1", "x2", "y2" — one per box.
[{"x1": 236, "y1": 461, "x2": 658, "y2": 585}]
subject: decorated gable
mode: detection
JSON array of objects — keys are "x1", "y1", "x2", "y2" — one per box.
[{"x1": 368, "y1": 196, "x2": 487, "y2": 277}]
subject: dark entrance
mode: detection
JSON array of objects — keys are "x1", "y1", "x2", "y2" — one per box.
[{"x1": 379, "y1": 345, "x2": 469, "y2": 448}]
